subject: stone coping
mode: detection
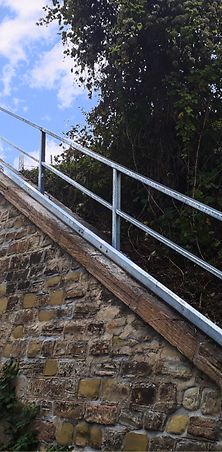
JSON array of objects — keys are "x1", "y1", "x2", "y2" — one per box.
[{"x1": 0, "y1": 172, "x2": 222, "y2": 387}]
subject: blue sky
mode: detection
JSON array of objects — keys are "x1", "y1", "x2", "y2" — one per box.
[{"x1": 0, "y1": 0, "x2": 96, "y2": 169}]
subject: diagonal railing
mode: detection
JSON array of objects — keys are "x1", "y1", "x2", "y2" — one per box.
[{"x1": 0, "y1": 105, "x2": 222, "y2": 345}]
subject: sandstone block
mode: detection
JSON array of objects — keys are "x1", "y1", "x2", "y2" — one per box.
[
  {"x1": 12, "y1": 325, "x2": 24, "y2": 339},
  {"x1": 56, "y1": 422, "x2": 74, "y2": 445},
  {"x1": 64, "y1": 270, "x2": 82, "y2": 282},
  {"x1": 131, "y1": 385, "x2": 156, "y2": 406},
  {"x1": 49, "y1": 290, "x2": 64, "y2": 306},
  {"x1": 66, "y1": 287, "x2": 85, "y2": 299},
  {"x1": 188, "y1": 416, "x2": 219, "y2": 440},
  {"x1": 183, "y1": 387, "x2": 200, "y2": 410},
  {"x1": 46, "y1": 275, "x2": 61, "y2": 288},
  {"x1": 38, "y1": 310, "x2": 56, "y2": 322},
  {"x1": 3, "y1": 343, "x2": 21, "y2": 358},
  {"x1": 75, "y1": 422, "x2": 90, "y2": 447},
  {"x1": 166, "y1": 414, "x2": 189, "y2": 434},
  {"x1": 0, "y1": 283, "x2": 6, "y2": 297},
  {"x1": 101, "y1": 379, "x2": 130, "y2": 402},
  {"x1": 0, "y1": 297, "x2": 8, "y2": 314},
  {"x1": 201, "y1": 389, "x2": 221, "y2": 415},
  {"x1": 90, "y1": 425, "x2": 102, "y2": 449},
  {"x1": 85, "y1": 404, "x2": 118, "y2": 425},
  {"x1": 23, "y1": 293, "x2": 38, "y2": 309},
  {"x1": 43, "y1": 359, "x2": 58, "y2": 376},
  {"x1": 78, "y1": 379, "x2": 101, "y2": 399},
  {"x1": 27, "y1": 341, "x2": 42, "y2": 357},
  {"x1": 124, "y1": 431, "x2": 148, "y2": 452}
]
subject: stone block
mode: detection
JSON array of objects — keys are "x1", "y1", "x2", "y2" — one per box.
[
  {"x1": 166, "y1": 414, "x2": 189, "y2": 434},
  {"x1": 43, "y1": 359, "x2": 58, "y2": 376},
  {"x1": 3, "y1": 342, "x2": 21, "y2": 358},
  {"x1": 78, "y1": 379, "x2": 101, "y2": 399},
  {"x1": 0, "y1": 283, "x2": 6, "y2": 297},
  {"x1": 0, "y1": 297, "x2": 8, "y2": 314},
  {"x1": 27, "y1": 340, "x2": 42, "y2": 357},
  {"x1": 150, "y1": 436, "x2": 175, "y2": 451},
  {"x1": 64, "y1": 270, "x2": 82, "y2": 282},
  {"x1": 176, "y1": 439, "x2": 209, "y2": 451},
  {"x1": 101, "y1": 379, "x2": 130, "y2": 402},
  {"x1": 66, "y1": 287, "x2": 85, "y2": 299},
  {"x1": 75, "y1": 422, "x2": 90, "y2": 447},
  {"x1": 49, "y1": 290, "x2": 64, "y2": 306},
  {"x1": 35, "y1": 420, "x2": 55, "y2": 443},
  {"x1": 68, "y1": 341, "x2": 88, "y2": 357},
  {"x1": 38, "y1": 310, "x2": 56, "y2": 322},
  {"x1": 90, "y1": 340, "x2": 111, "y2": 355},
  {"x1": 54, "y1": 401, "x2": 84, "y2": 419},
  {"x1": 56, "y1": 422, "x2": 74, "y2": 445},
  {"x1": 121, "y1": 361, "x2": 152, "y2": 377},
  {"x1": 183, "y1": 387, "x2": 200, "y2": 410},
  {"x1": 12, "y1": 325, "x2": 24, "y2": 339},
  {"x1": 144, "y1": 411, "x2": 166, "y2": 431},
  {"x1": 156, "y1": 383, "x2": 177, "y2": 412},
  {"x1": 123, "y1": 431, "x2": 148, "y2": 452},
  {"x1": 201, "y1": 389, "x2": 221, "y2": 415},
  {"x1": 119, "y1": 410, "x2": 143, "y2": 429},
  {"x1": 90, "y1": 425, "x2": 102, "y2": 449},
  {"x1": 131, "y1": 385, "x2": 156, "y2": 406},
  {"x1": 46, "y1": 275, "x2": 61, "y2": 288},
  {"x1": 85, "y1": 404, "x2": 118, "y2": 425},
  {"x1": 103, "y1": 427, "x2": 127, "y2": 451},
  {"x1": 188, "y1": 416, "x2": 220, "y2": 440},
  {"x1": 23, "y1": 293, "x2": 38, "y2": 309}
]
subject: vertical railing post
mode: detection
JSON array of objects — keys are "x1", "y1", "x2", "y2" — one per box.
[
  {"x1": 112, "y1": 169, "x2": 121, "y2": 250},
  {"x1": 38, "y1": 130, "x2": 46, "y2": 194}
]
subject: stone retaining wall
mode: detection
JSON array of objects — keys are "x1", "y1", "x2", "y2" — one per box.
[{"x1": 0, "y1": 194, "x2": 222, "y2": 451}]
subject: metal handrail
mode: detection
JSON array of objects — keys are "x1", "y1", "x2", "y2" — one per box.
[{"x1": 0, "y1": 105, "x2": 222, "y2": 345}]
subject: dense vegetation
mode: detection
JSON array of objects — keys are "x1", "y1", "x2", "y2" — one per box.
[{"x1": 36, "y1": 0, "x2": 222, "y2": 323}]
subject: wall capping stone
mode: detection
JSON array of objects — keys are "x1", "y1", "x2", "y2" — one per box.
[{"x1": 0, "y1": 172, "x2": 222, "y2": 387}]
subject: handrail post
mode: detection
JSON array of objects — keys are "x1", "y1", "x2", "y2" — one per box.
[
  {"x1": 112, "y1": 169, "x2": 121, "y2": 250},
  {"x1": 38, "y1": 130, "x2": 46, "y2": 194}
]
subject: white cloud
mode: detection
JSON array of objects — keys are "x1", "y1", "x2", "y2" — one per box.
[
  {"x1": 29, "y1": 43, "x2": 85, "y2": 109},
  {"x1": 13, "y1": 138, "x2": 67, "y2": 170}
]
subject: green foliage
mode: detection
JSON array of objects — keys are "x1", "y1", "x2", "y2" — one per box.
[{"x1": 0, "y1": 359, "x2": 39, "y2": 451}]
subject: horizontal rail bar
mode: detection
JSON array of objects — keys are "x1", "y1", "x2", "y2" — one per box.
[
  {"x1": 117, "y1": 209, "x2": 222, "y2": 280},
  {"x1": 1, "y1": 106, "x2": 222, "y2": 222},
  {"x1": 0, "y1": 136, "x2": 39, "y2": 163},
  {"x1": 3, "y1": 164, "x2": 222, "y2": 347},
  {"x1": 43, "y1": 162, "x2": 112, "y2": 211}
]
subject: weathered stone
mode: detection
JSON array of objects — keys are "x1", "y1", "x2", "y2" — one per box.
[
  {"x1": 103, "y1": 427, "x2": 127, "y2": 451},
  {"x1": 0, "y1": 283, "x2": 6, "y2": 298},
  {"x1": 27, "y1": 341, "x2": 42, "y2": 357},
  {"x1": 12, "y1": 325, "x2": 24, "y2": 339},
  {"x1": 35, "y1": 420, "x2": 55, "y2": 443},
  {"x1": 149, "y1": 436, "x2": 176, "y2": 451},
  {"x1": 23, "y1": 293, "x2": 38, "y2": 308},
  {"x1": 90, "y1": 425, "x2": 103, "y2": 449},
  {"x1": 176, "y1": 439, "x2": 209, "y2": 451},
  {"x1": 156, "y1": 383, "x2": 177, "y2": 412},
  {"x1": 90, "y1": 340, "x2": 111, "y2": 355},
  {"x1": 183, "y1": 387, "x2": 200, "y2": 410},
  {"x1": 101, "y1": 379, "x2": 130, "y2": 402},
  {"x1": 54, "y1": 401, "x2": 84, "y2": 419},
  {"x1": 55, "y1": 422, "x2": 74, "y2": 445},
  {"x1": 131, "y1": 385, "x2": 156, "y2": 406},
  {"x1": 64, "y1": 270, "x2": 82, "y2": 282},
  {"x1": 43, "y1": 359, "x2": 58, "y2": 376},
  {"x1": 85, "y1": 404, "x2": 118, "y2": 425},
  {"x1": 78, "y1": 379, "x2": 101, "y2": 399},
  {"x1": 144, "y1": 411, "x2": 166, "y2": 431},
  {"x1": 156, "y1": 360, "x2": 193, "y2": 378},
  {"x1": 166, "y1": 414, "x2": 189, "y2": 434},
  {"x1": 46, "y1": 275, "x2": 61, "y2": 288},
  {"x1": 3, "y1": 342, "x2": 21, "y2": 357},
  {"x1": 0, "y1": 297, "x2": 8, "y2": 314},
  {"x1": 67, "y1": 341, "x2": 88, "y2": 357},
  {"x1": 38, "y1": 310, "x2": 56, "y2": 322},
  {"x1": 75, "y1": 422, "x2": 90, "y2": 447},
  {"x1": 49, "y1": 290, "x2": 64, "y2": 306},
  {"x1": 121, "y1": 361, "x2": 152, "y2": 377},
  {"x1": 119, "y1": 411, "x2": 143, "y2": 429},
  {"x1": 123, "y1": 431, "x2": 148, "y2": 452},
  {"x1": 188, "y1": 417, "x2": 220, "y2": 440},
  {"x1": 66, "y1": 287, "x2": 85, "y2": 299},
  {"x1": 201, "y1": 389, "x2": 221, "y2": 415}
]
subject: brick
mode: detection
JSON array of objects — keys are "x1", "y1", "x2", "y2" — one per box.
[
  {"x1": 201, "y1": 389, "x2": 221, "y2": 415},
  {"x1": 43, "y1": 359, "x2": 58, "y2": 376},
  {"x1": 101, "y1": 379, "x2": 130, "y2": 402},
  {"x1": 56, "y1": 422, "x2": 74, "y2": 445},
  {"x1": 75, "y1": 422, "x2": 90, "y2": 447},
  {"x1": 188, "y1": 417, "x2": 220, "y2": 440},
  {"x1": 38, "y1": 310, "x2": 56, "y2": 322},
  {"x1": 49, "y1": 290, "x2": 64, "y2": 306},
  {"x1": 124, "y1": 431, "x2": 148, "y2": 452},
  {"x1": 90, "y1": 425, "x2": 102, "y2": 449},
  {"x1": 183, "y1": 387, "x2": 200, "y2": 411},
  {"x1": 131, "y1": 385, "x2": 156, "y2": 406},
  {"x1": 144, "y1": 411, "x2": 166, "y2": 431},
  {"x1": 166, "y1": 414, "x2": 189, "y2": 434},
  {"x1": 12, "y1": 325, "x2": 24, "y2": 339},
  {"x1": 0, "y1": 297, "x2": 8, "y2": 314},
  {"x1": 85, "y1": 404, "x2": 118, "y2": 425},
  {"x1": 23, "y1": 293, "x2": 38, "y2": 308},
  {"x1": 78, "y1": 379, "x2": 101, "y2": 399},
  {"x1": 46, "y1": 275, "x2": 61, "y2": 288}
]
